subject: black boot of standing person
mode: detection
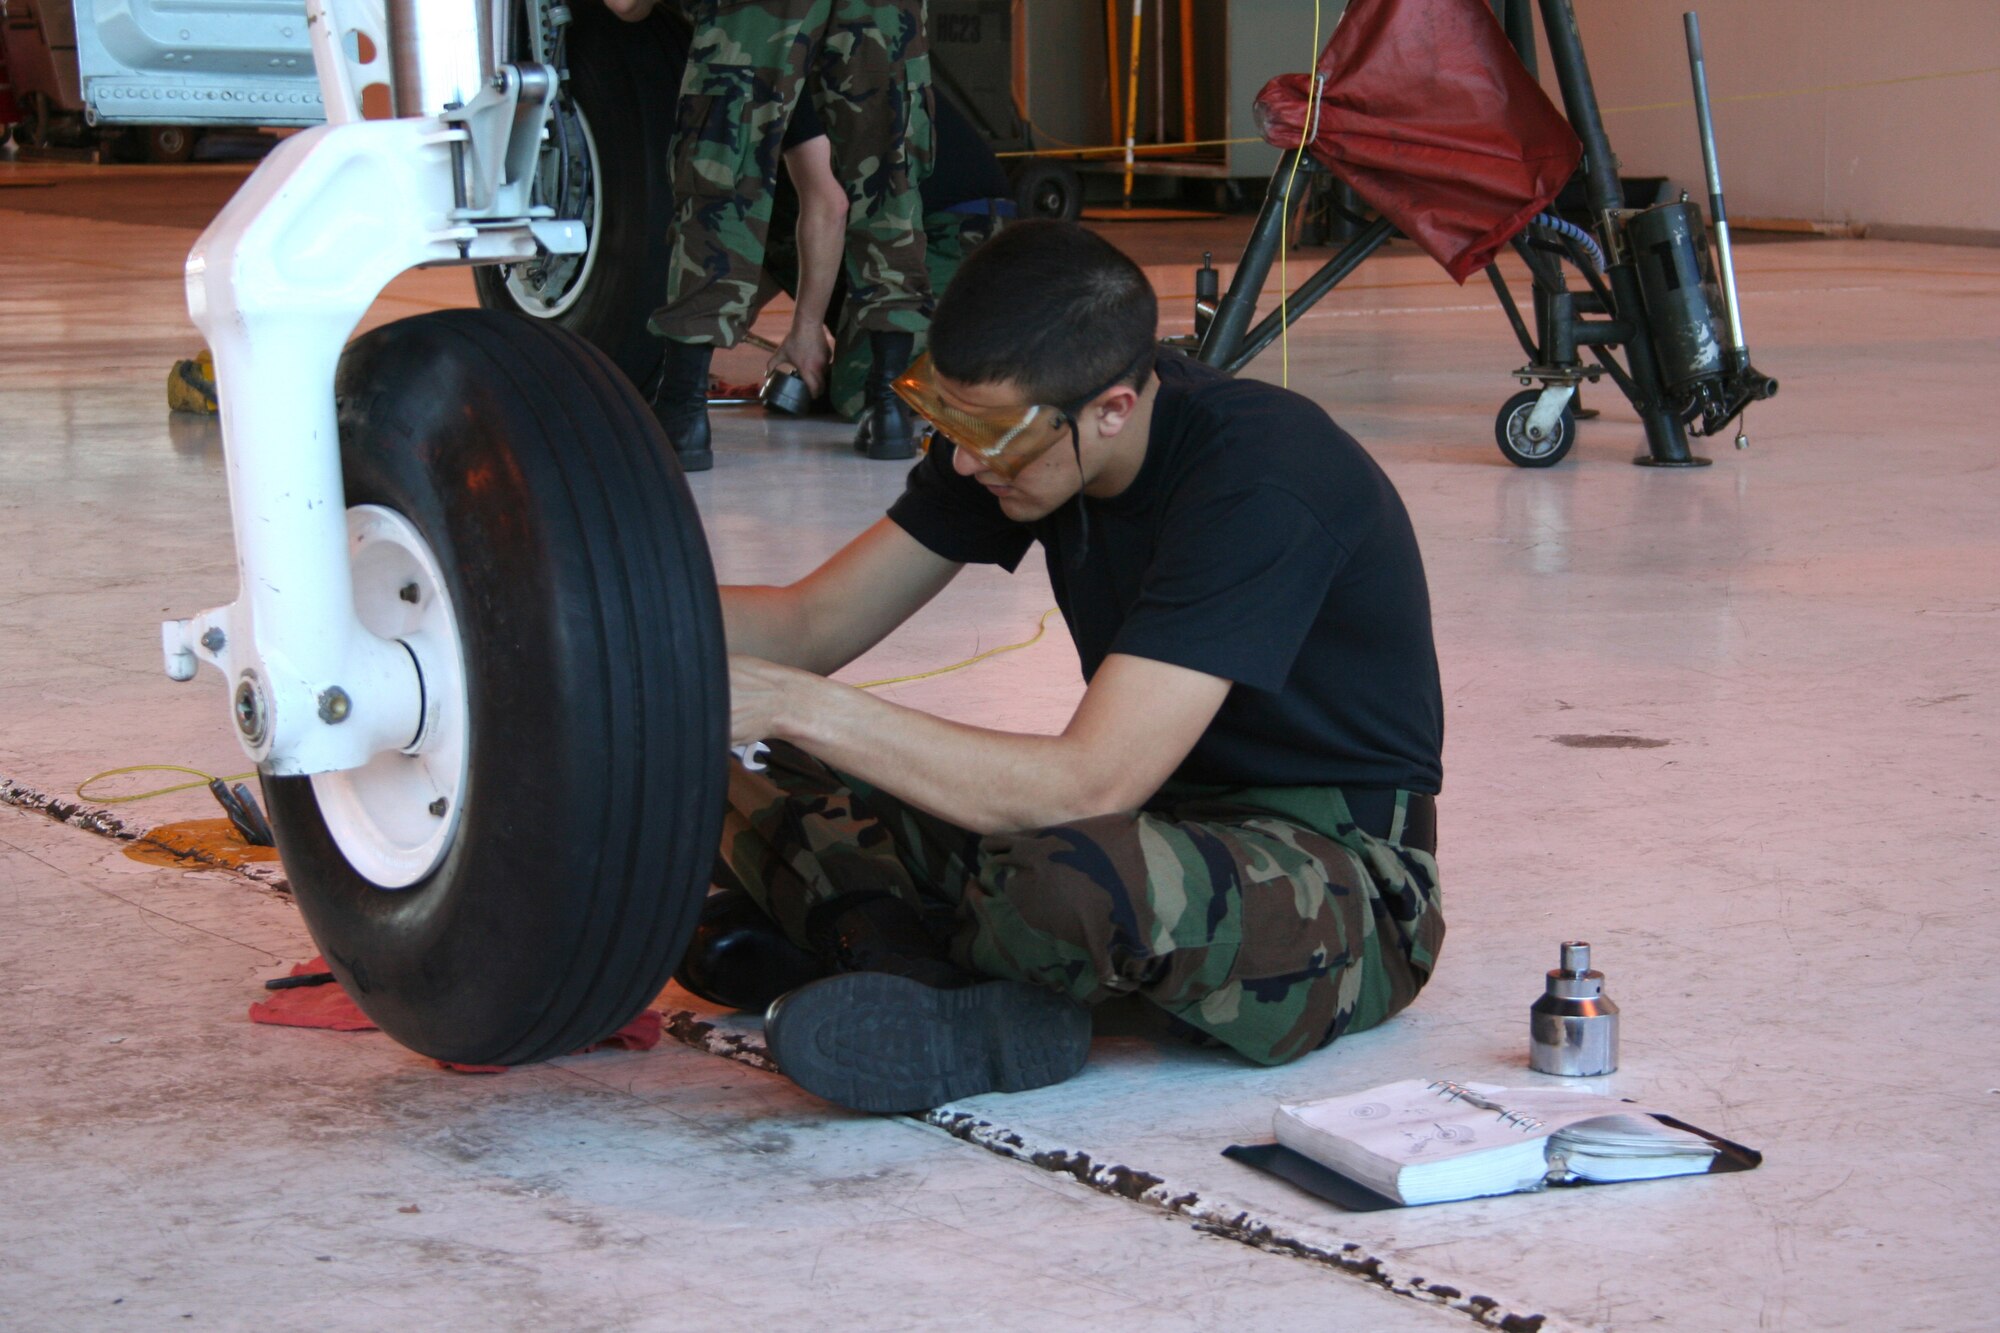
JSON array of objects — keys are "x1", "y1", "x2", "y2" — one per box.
[
  {"x1": 852, "y1": 331, "x2": 919, "y2": 461},
  {"x1": 649, "y1": 339, "x2": 715, "y2": 472}
]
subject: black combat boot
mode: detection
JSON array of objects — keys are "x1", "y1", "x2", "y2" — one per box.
[
  {"x1": 851, "y1": 331, "x2": 919, "y2": 461},
  {"x1": 764, "y1": 892, "x2": 1093, "y2": 1113},
  {"x1": 649, "y1": 339, "x2": 715, "y2": 472},
  {"x1": 672, "y1": 887, "x2": 827, "y2": 1012}
]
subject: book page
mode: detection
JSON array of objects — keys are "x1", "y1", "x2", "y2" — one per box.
[{"x1": 1277, "y1": 1080, "x2": 1540, "y2": 1169}]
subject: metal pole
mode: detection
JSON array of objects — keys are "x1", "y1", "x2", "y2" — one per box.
[
  {"x1": 1122, "y1": 0, "x2": 1143, "y2": 204},
  {"x1": 1179, "y1": 0, "x2": 1196, "y2": 146},
  {"x1": 1535, "y1": 0, "x2": 1620, "y2": 224},
  {"x1": 1501, "y1": 0, "x2": 1537, "y2": 77},
  {"x1": 1684, "y1": 11, "x2": 1748, "y2": 372},
  {"x1": 1224, "y1": 218, "x2": 1396, "y2": 375},
  {"x1": 1197, "y1": 149, "x2": 1306, "y2": 368},
  {"x1": 386, "y1": 0, "x2": 491, "y2": 116}
]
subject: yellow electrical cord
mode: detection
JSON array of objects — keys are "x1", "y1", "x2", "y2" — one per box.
[
  {"x1": 1277, "y1": 0, "x2": 1325, "y2": 389},
  {"x1": 853, "y1": 608, "x2": 1061, "y2": 690},
  {"x1": 996, "y1": 136, "x2": 1261, "y2": 161},
  {"x1": 76, "y1": 764, "x2": 256, "y2": 805}
]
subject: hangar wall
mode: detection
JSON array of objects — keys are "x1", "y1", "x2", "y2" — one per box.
[{"x1": 1548, "y1": 0, "x2": 2000, "y2": 240}]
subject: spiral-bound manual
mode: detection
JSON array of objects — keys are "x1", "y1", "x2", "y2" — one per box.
[{"x1": 1224, "y1": 1078, "x2": 1761, "y2": 1209}]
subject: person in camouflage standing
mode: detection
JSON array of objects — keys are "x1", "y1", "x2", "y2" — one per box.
[
  {"x1": 762, "y1": 89, "x2": 1014, "y2": 422},
  {"x1": 686, "y1": 223, "x2": 1448, "y2": 1114},
  {"x1": 604, "y1": 0, "x2": 934, "y2": 471}
]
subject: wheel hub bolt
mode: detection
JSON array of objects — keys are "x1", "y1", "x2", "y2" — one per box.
[
  {"x1": 428, "y1": 797, "x2": 449, "y2": 817},
  {"x1": 317, "y1": 687, "x2": 352, "y2": 724},
  {"x1": 398, "y1": 582, "x2": 421, "y2": 604},
  {"x1": 233, "y1": 676, "x2": 267, "y2": 744}
]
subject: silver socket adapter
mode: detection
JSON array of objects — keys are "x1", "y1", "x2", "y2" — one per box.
[{"x1": 1530, "y1": 940, "x2": 1619, "y2": 1076}]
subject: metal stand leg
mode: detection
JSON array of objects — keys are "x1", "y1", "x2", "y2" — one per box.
[
  {"x1": 1197, "y1": 149, "x2": 1307, "y2": 370},
  {"x1": 1535, "y1": 0, "x2": 1708, "y2": 467},
  {"x1": 1195, "y1": 150, "x2": 1396, "y2": 376}
]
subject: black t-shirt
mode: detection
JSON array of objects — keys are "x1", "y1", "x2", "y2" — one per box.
[
  {"x1": 784, "y1": 90, "x2": 1010, "y2": 212},
  {"x1": 886, "y1": 355, "x2": 1444, "y2": 794}
]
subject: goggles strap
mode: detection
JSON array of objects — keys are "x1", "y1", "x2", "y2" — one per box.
[
  {"x1": 1055, "y1": 355, "x2": 1151, "y2": 570},
  {"x1": 1064, "y1": 416, "x2": 1091, "y2": 570}
]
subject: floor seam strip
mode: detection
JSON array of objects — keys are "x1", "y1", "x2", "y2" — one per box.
[
  {"x1": 1, "y1": 776, "x2": 291, "y2": 891},
  {"x1": 3, "y1": 772, "x2": 1568, "y2": 1332},
  {"x1": 653, "y1": 1005, "x2": 1566, "y2": 1332}
]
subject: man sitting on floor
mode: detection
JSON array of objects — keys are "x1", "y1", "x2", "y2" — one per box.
[{"x1": 688, "y1": 220, "x2": 1446, "y2": 1113}]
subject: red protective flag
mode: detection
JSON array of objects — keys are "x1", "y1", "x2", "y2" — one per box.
[{"x1": 1255, "y1": 0, "x2": 1582, "y2": 283}]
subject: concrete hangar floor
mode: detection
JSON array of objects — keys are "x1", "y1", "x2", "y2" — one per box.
[{"x1": 2, "y1": 159, "x2": 1995, "y2": 1332}]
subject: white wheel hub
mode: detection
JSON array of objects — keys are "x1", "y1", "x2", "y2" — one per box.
[
  {"x1": 311, "y1": 505, "x2": 469, "y2": 888},
  {"x1": 502, "y1": 101, "x2": 603, "y2": 320}
]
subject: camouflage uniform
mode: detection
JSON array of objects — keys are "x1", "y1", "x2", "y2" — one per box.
[
  {"x1": 721, "y1": 742, "x2": 1444, "y2": 1066},
  {"x1": 652, "y1": 0, "x2": 935, "y2": 348}
]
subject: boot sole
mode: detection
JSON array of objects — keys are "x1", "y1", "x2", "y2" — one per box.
[{"x1": 765, "y1": 973, "x2": 1091, "y2": 1114}]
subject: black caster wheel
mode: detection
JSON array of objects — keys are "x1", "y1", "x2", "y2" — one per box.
[
  {"x1": 262, "y1": 309, "x2": 728, "y2": 1066},
  {"x1": 1495, "y1": 388, "x2": 1577, "y2": 468},
  {"x1": 473, "y1": 5, "x2": 689, "y2": 387},
  {"x1": 1011, "y1": 161, "x2": 1083, "y2": 222}
]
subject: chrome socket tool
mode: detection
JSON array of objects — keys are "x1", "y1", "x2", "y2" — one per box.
[{"x1": 1530, "y1": 940, "x2": 1620, "y2": 1076}]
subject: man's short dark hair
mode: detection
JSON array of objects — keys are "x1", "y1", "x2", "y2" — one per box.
[{"x1": 928, "y1": 221, "x2": 1157, "y2": 406}]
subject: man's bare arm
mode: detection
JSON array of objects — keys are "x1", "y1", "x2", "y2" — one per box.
[
  {"x1": 730, "y1": 651, "x2": 1233, "y2": 834},
  {"x1": 722, "y1": 518, "x2": 962, "y2": 675},
  {"x1": 770, "y1": 135, "x2": 848, "y2": 397}
]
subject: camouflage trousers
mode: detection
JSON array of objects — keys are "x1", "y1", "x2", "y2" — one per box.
[
  {"x1": 651, "y1": 0, "x2": 935, "y2": 347},
  {"x1": 719, "y1": 743, "x2": 1445, "y2": 1066}
]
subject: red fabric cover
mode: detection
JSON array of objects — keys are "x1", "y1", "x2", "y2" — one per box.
[
  {"x1": 1255, "y1": 0, "x2": 1581, "y2": 283},
  {"x1": 249, "y1": 957, "x2": 665, "y2": 1070}
]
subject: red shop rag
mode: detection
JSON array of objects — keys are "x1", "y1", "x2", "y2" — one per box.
[
  {"x1": 249, "y1": 957, "x2": 664, "y2": 1073},
  {"x1": 1253, "y1": 0, "x2": 1582, "y2": 283}
]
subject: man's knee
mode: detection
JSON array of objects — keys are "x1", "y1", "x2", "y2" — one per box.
[{"x1": 954, "y1": 815, "x2": 1158, "y2": 995}]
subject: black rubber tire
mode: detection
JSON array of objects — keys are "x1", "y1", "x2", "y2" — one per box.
[
  {"x1": 263, "y1": 309, "x2": 728, "y2": 1065},
  {"x1": 472, "y1": 6, "x2": 689, "y2": 388},
  {"x1": 1495, "y1": 388, "x2": 1577, "y2": 468},
  {"x1": 15, "y1": 94, "x2": 51, "y2": 150},
  {"x1": 1011, "y1": 161, "x2": 1082, "y2": 222}
]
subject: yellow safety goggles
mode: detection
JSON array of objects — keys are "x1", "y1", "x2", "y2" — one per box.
[{"x1": 891, "y1": 353, "x2": 1072, "y2": 482}]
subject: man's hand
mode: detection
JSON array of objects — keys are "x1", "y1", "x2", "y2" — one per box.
[
  {"x1": 602, "y1": 0, "x2": 657, "y2": 22},
  {"x1": 729, "y1": 653, "x2": 821, "y2": 748},
  {"x1": 745, "y1": 650, "x2": 1233, "y2": 835},
  {"x1": 769, "y1": 324, "x2": 831, "y2": 399}
]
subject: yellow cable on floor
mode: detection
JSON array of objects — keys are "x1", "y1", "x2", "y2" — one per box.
[
  {"x1": 853, "y1": 609, "x2": 1061, "y2": 690},
  {"x1": 76, "y1": 764, "x2": 256, "y2": 805}
]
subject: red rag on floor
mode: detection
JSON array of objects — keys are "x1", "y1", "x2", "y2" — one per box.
[
  {"x1": 1253, "y1": 0, "x2": 1581, "y2": 282},
  {"x1": 249, "y1": 957, "x2": 665, "y2": 1069},
  {"x1": 247, "y1": 956, "x2": 377, "y2": 1032}
]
